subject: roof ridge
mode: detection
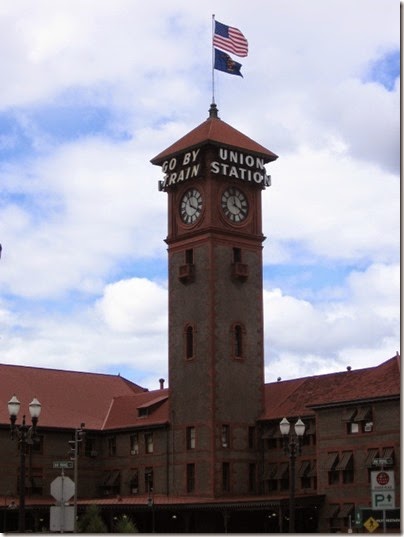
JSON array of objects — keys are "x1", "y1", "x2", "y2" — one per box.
[
  {"x1": 265, "y1": 355, "x2": 399, "y2": 387},
  {"x1": 101, "y1": 397, "x2": 115, "y2": 431},
  {"x1": 0, "y1": 362, "x2": 145, "y2": 391}
]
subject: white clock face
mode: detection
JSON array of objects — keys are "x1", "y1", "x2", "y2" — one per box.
[
  {"x1": 221, "y1": 187, "x2": 248, "y2": 223},
  {"x1": 180, "y1": 188, "x2": 203, "y2": 224}
]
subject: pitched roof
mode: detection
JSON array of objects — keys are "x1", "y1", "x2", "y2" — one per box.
[
  {"x1": 101, "y1": 390, "x2": 169, "y2": 430},
  {"x1": 0, "y1": 363, "x2": 146, "y2": 430},
  {"x1": 261, "y1": 354, "x2": 400, "y2": 420},
  {"x1": 150, "y1": 106, "x2": 278, "y2": 165}
]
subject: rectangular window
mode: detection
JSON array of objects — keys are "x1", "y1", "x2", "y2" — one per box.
[
  {"x1": 185, "y1": 248, "x2": 194, "y2": 264},
  {"x1": 232, "y1": 247, "x2": 242, "y2": 263},
  {"x1": 222, "y1": 462, "x2": 230, "y2": 492},
  {"x1": 145, "y1": 467, "x2": 153, "y2": 493},
  {"x1": 348, "y1": 422, "x2": 359, "y2": 434},
  {"x1": 29, "y1": 467, "x2": 43, "y2": 496},
  {"x1": 130, "y1": 469, "x2": 139, "y2": 494},
  {"x1": 84, "y1": 437, "x2": 96, "y2": 457},
  {"x1": 337, "y1": 452, "x2": 354, "y2": 484},
  {"x1": 186, "y1": 426, "x2": 196, "y2": 449},
  {"x1": 326, "y1": 452, "x2": 339, "y2": 485},
  {"x1": 248, "y1": 426, "x2": 255, "y2": 449},
  {"x1": 298, "y1": 460, "x2": 311, "y2": 489},
  {"x1": 268, "y1": 479, "x2": 277, "y2": 492},
  {"x1": 267, "y1": 437, "x2": 278, "y2": 449},
  {"x1": 108, "y1": 436, "x2": 116, "y2": 456},
  {"x1": 249, "y1": 463, "x2": 256, "y2": 492},
  {"x1": 130, "y1": 433, "x2": 139, "y2": 455},
  {"x1": 187, "y1": 463, "x2": 195, "y2": 492},
  {"x1": 145, "y1": 432, "x2": 154, "y2": 454},
  {"x1": 32, "y1": 435, "x2": 44, "y2": 454},
  {"x1": 221, "y1": 425, "x2": 230, "y2": 448}
]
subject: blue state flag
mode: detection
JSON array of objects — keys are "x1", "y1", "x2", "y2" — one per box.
[{"x1": 214, "y1": 48, "x2": 243, "y2": 77}]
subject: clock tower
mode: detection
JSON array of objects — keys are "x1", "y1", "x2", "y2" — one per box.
[{"x1": 151, "y1": 104, "x2": 278, "y2": 497}]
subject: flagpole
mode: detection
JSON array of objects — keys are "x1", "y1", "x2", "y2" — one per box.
[{"x1": 211, "y1": 13, "x2": 216, "y2": 104}]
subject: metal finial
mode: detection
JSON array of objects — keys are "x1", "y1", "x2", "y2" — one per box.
[{"x1": 208, "y1": 103, "x2": 219, "y2": 119}]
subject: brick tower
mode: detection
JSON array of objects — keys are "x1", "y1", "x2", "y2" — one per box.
[{"x1": 151, "y1": 104, "x2": 278, "y2": 497}]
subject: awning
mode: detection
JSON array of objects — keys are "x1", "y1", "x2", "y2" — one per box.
[
  {"x1": 382, "y1": 447, "x2": 394, "y2": 459},
  {"x1": 274, "y1": 462, "x2": 289, "y2": 479},
  {"x1": 341, "y1": 408, "x2": 357, "y2": 421},
  {"x1": 364, "y1": 448, "x2": 379, "y2": 467},
  {"x1": 308, "y1": 462, "x2": 317, "y2": 477},
  {"x1": 325, "y1": 504, "x2": 339, "y2": 518},
  {"x1": 335, "y1": 452, "x2": 353, "y2": 471},
  {"x1": 354, "y1": 407, "x2": 372, "y2": 422},
  {"x1": 263, "y1": 464, "x2": 277, "y2": 480},
  {"x1": 325, "y1": 452, "x2": 339, "y2": 470},
  {"x1": 262, "y1": 426, "x2": 281, "y2": 439},
  {"x1": 297, "y1": 461, "x2": 311, "y2": 477},
  {"x1": 338, "y1": 504, "x2": 354, "y2": 518},
  {"x1": 103, "y1": 470, "x2": 120, "y2": 486}
]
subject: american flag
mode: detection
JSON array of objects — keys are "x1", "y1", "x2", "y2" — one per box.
[{"x1": 213, "y1": 20, "x2": 248, "y2": 58}]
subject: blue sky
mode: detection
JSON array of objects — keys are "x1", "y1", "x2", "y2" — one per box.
[{"x1": 0, "y1": 0, "x2": 399, "y2": 390}]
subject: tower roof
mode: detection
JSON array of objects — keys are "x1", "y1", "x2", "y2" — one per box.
[{"x1": 151, "y1": 104, "x2": 278, "y2": 165}]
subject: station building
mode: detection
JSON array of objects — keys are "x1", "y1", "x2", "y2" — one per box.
[{"x1": 0, "y1": 106, "x2": 400, "y2": 533}]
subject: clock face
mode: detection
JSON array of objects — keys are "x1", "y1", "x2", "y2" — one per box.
[
  {"x1": 180, "y1": 188, "x2": 203, "y2": 224},
  {"x1": 221, "y1": 187, "x2": 248, "y2": 223}
]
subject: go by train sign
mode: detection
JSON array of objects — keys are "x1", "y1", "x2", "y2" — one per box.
[{"x1": 158, "y1": 146, "x2": 271, "y2": 191}]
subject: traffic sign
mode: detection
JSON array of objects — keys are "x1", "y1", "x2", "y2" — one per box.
[
  {"x1": 371, "y1": 470, "x2": 394, "y2": 490},
  {"x1": 372, "y1": 491, "x2": 395, "y2": 510},
  {"x1": 53, "y1": 461, "x2": 73, "y2": 469},
  {"x1": 50, "y1": 505, "x2": 75, "y2": 532},
  {"x1": 364, "y1": 517, "x2": 379, "y2": 533},
  {"x1": 50, "y1": 475, "x2": 75, "y2": 502},
  {"x1": 373, "y1": 457, "x2": 393, "y2": 466}
]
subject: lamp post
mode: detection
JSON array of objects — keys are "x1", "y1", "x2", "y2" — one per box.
[
  {"x1": 8, "y1": 394, "x2": 42, "y2": 533},
  {"x1": 279, "y1": 417, "x2": 305, "y2": 533},
  {"x1": 147, "y1": 478, "x2": 155, "y2": 533}
]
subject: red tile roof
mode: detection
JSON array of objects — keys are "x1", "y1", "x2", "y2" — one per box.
[
  {"x1": 0, "y1": 363, "x2": 146, "y2": 430},
  {"x1": 101, "y1": 390, "x2": 169, "y2": 430},
  {"x1": 261, "y1": 354, "x2": 400, "y2": 420},
  {"x1": 150, "y1": 113, "x2": 278, "y2": 165},
  {"x1": 0, "y1": 355, "x2": 398, "y2": 431}
]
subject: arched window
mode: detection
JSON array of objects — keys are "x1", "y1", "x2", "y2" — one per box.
[
  {"x1": 185, "y1": 325, "x2": 194, "y2": 359},
  {"x1": 234, "y1": 324, "x2": 243, "y2": 358}
]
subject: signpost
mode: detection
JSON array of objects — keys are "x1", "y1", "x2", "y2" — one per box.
[
  {"x1": 53, "y1": 461, "x2": 74, "y2": 470},
  {"x1": 364, "y1": 516, "x2": 379, "y2": 533},
  {"x1": 50, "y1": 505, "x2": 75, "y2": 533},
  {"x1": 371, "y1": 491, "x2": 395, "y2": 510},
  {"x1": 371, "y1": 468, "x2": 395, "y2": 533},
  {"x1": 50, "y1": 474, "x2": 75, "y2": 532}
]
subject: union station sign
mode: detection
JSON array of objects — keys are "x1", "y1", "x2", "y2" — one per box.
[{"x1": 158, "y1": 146, "x2": 271, "y2": 190}]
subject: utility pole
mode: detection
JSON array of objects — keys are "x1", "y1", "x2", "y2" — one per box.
[{"x1": 68, "y1": 423, "x2": 85, "y2": 533}]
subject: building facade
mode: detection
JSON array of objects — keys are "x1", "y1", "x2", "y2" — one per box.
[{"x1": 0, "y1": 106, "x2": 400, "y2": 533}]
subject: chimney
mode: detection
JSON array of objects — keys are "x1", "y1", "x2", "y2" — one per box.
[{"x1": 159, "y1": 378, "x2": 165, "y2": 390}]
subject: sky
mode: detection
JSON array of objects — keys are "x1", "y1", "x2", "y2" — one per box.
[{"x1": 0, "y1": 0, "x2": 400, "y2": 391}]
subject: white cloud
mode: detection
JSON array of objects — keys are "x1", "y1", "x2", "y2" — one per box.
[
  {"x1": 96, "y1": 278, "x2": 167, "y2": 334},
  {"x1": 264, "y1": 262, "x2": 399, "y2": 381},
  {"x1": 0, "y1": 1, "x2": 399, "y2": 388},
  {"x1": 264, "y1": 146, "x2": 399, "y2": 264}
]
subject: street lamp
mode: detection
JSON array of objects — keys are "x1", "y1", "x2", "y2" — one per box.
[
  {"x1": 147, "y1": 479, "x2": 155, "y2": 533},
  {"x1": 279, "y1": 417, "x2": 305, "y2": 533},
  {"x1": 8, "y1": 394, "x2": 42, "y2": 533}
]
